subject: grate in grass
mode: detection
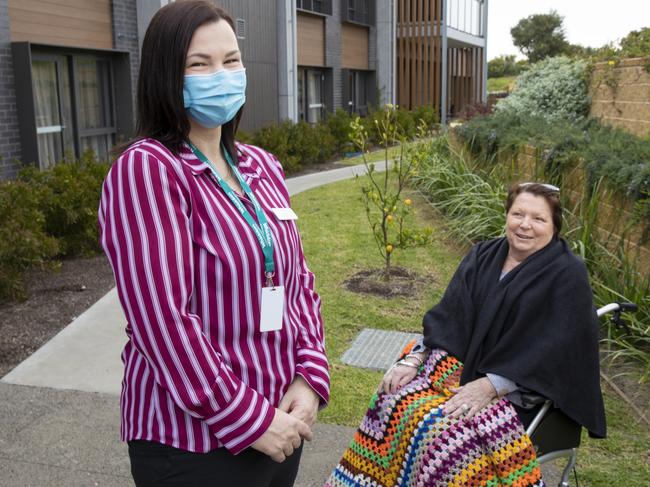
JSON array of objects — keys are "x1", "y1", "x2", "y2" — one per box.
[{"x1": 340, "y1": 328, "x2": 421, "y2": 371}]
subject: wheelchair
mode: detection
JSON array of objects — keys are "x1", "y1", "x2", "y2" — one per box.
[{"x1": 522, "y1": 301, "x2": 638, "y2": 487}]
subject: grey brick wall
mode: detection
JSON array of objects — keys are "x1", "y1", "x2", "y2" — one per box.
[
  {"x1": 112, "y1": 0, "x2": 140, "y2": 123},
  {"x1": 325, "y1": 2, "x2": 342, "y2": 111},
  {"x1": 0, "y1": 0, "x2": 23, "y2": 179}
]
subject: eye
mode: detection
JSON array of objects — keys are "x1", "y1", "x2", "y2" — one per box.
[{"x1": 225, "y1": 58, "x2": 241, "y2": 65}]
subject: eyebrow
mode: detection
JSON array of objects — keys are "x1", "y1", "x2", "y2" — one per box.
[{"x1": 186, "y1": 50, "x2": 241, "y2": 59}]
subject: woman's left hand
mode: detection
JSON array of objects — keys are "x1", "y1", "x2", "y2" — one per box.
[
  {"x1": 444, "y1": 377, "x2": 497, "y2": 419},
  {"x1": 279, "y1": 376, "x2": 321, "y2": 427}
]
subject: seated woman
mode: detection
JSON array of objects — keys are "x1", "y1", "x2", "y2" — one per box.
[{"x1": 326, "y1": 182, "x2": 606, "y2": 487}]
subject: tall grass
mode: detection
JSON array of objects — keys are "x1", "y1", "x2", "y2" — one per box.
[
  {"x1": 411, "y1": 135, "x2": 650, "y2": 380},
  {"x1": 410, "y1": 137, "x2": 506, "y2": 244}
]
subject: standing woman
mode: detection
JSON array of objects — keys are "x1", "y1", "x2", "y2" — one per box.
[{"x1": 98, "y1": 2, "x2": 329, "y2": 485}]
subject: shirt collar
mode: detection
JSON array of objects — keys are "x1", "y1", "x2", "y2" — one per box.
[{"x1": 180, "y1": 142, "x2": 262, "y2": 183}]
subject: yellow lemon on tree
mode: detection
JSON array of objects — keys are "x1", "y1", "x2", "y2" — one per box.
[
  {"x1": 386, "y1": 215, "x2": 394, "y2": 223},
  {"x1": 404, "y1": 198, "x2": 412, "y2": 206},
  {"x1": 386, "y1": 244, "x2": 394, "y2": 253}
]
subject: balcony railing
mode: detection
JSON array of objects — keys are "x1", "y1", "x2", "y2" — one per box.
[
  {"x1": 342, "y1": 0, "x2": 375, "y2": 26},
  {"x1": 446, "y1": 0, "x2": 485, "y2": 37},
  {"x1": 297, "y1": 0, "x2": 332, "y2": 16}
]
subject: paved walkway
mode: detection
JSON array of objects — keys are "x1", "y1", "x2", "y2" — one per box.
[{"x1": 0, "y1": 162, "x2": 381, "y2": 487}]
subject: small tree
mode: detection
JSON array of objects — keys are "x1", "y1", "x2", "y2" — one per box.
[
  {"x1": 511, "y1": 10, "x2": 570, "y2": 63},
  {"x1": 350, "y1": 106, "x2": 433, "y2": 280},
  {"x1": 488, "y1": 55, "x2": 525, "y2": 78}
]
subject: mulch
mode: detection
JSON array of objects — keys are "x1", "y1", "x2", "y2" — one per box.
[{"x1": 0, "y1": 256, "x2": 115, "y2": 378}]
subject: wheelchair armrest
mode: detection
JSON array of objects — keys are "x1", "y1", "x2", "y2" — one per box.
[{"x1": 520, "y1": 393, "x2": 548, "y2": 406}]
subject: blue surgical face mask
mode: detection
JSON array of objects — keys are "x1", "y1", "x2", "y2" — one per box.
[{"x1": 183, "y1": 68, "x2": 246, "y2": 128}]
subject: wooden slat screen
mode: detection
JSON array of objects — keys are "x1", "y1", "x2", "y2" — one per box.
[
  {"x1": 341, "y1": 23, "x2": 369, "y2": 70},
  {"x1": 397, "y1": 0, "x2": 485, "y2": 118},
  {"x1": 396, "y1": 0, "x2": 442, "y2": 114},
  {"x1": 296, "y1": 12, "x2": 325, "y2": 67},
  {"x1": 8, "y1": 0, "x2": 113, "y2": 50}
]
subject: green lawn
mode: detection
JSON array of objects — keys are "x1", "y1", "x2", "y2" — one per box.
[
  {"x1": 291, "y1": 176, "x2": 650, "y2": 486},
  {"x1": 291, "y1": 177, "x2": 465, "y2": 424},
  {"x1": 487, "y1": 76, "x2": 517, "y2": 93}
]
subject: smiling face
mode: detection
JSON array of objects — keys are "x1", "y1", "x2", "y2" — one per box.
[
  {"x1": 505, "y1": 192, "x2": 555, "y2": 261},
  {"x1": 184, "y1": 20, "x2": 242, "y2": 76}
]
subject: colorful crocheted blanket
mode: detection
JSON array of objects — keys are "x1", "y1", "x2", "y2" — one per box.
[{"x1": 325, "y1": 345, "x2": 544, "y2": 487}]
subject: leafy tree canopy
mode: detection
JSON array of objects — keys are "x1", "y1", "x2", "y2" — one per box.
[{"x1": 510, "y1": 10, "x2": 570, "y2": 63}]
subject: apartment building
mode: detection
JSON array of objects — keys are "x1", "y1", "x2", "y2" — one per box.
[{"x1": 0, "y1": 0, "x2": 487, "y2": 178}]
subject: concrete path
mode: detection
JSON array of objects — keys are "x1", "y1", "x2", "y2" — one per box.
[{"x1": 0, "y1": 162, "x2": 379, "y2": 486}]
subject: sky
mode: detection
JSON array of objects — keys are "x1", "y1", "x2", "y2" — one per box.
[{"x1": 487, "y1": 0, "x2": 650, "y2": 60}]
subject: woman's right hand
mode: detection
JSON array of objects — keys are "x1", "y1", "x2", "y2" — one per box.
[
  {"x1": 250, "y1": 408, "x2": 313, "y2": 463},
  {"x1": 380, "y1": 362, "x2": 418, "y2": 395}
]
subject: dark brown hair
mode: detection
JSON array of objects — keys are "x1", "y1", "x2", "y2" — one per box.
[
  {"x1": 116, "y1": 1, "x2": 242, "y2": 160},
  {"x1": 505, "y1": 182, "x2": 563, "y2": 235}
]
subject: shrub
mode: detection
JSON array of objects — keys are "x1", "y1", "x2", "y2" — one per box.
[
  {"x1": 0, "y1": 180, "x2": 59, "y2": 301},
  {"x1": 457, "y1": 111, "x2": 650, "y2": 203},
  {"x1": 18, "y1": 152, "x2": 110, "y2": 257},
  {"x1": 410, "y1": 104, "x2": 438, "y2": 131},
  {"x1": 456, "y1": 102, "x2": 494, "y2": 121},
  {"x1": 251, "y1": 121, "x2": 301, "y2": 173},
  {"x1": 496, "y1": 56, "x2": 590, "y2": 122},
  {"x1": 326, "y1": 109, "x2": 355, "y2": 155},
  {"x1": 289, "y1": 121, "x2": 336, "y2": 165}
]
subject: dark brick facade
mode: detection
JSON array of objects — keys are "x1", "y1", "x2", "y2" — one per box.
[
  {"x1": 112, "y1": 0, "x2": 140, "y2": 128},
  {"x1": 0, "y1": 0, "x2": 23, "y2": 179},
  {"x1": 325, "y1": 2, "x2": 342, "y2": 111}
]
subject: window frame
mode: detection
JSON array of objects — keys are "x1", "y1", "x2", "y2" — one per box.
[
  {"x1": 11, "y1": 42, "x2": 133, "y2": 169},
  {"x1": 298, "y1": 67, "x2": 328, "y2": 124},
  {"x1": 341, "y1": 0, "x2": 375, "y2": 27},
  {"x1": 297, "y1": 0, "x2": 333, "y2": 16}
]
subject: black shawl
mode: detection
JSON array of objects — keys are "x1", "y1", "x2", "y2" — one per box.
[{"x1": 423, "y1": 237, "x2": 606, "y2": 438}]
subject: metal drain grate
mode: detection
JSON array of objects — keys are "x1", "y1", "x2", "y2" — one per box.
[{"x1": 340, "y1": 328, "x2": 421, "y2": 371}]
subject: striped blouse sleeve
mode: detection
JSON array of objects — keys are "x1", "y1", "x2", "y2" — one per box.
[
  {"x1": 99, "y1": 148, "x2": 274, "y2": 454},
  {"x1": 294, "y1": 246, "x2": 331, "y2": 406}
]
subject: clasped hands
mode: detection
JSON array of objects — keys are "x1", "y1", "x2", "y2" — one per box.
[
  {"x1": 251, "y1": 375, "x2": 320, "y2": 463},
  {"x1": 380, "y1": 354, "x2": 497, "y2": 420}
]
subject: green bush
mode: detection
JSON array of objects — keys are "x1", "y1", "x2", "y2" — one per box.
[
  {"x1": 18, "y1": 151, "x2": 110, "y2": 257},
  {"x1": 410, "y1": 104, "x2": 439, "y2": 131},
  {"x1": 0, "y1": 180, "x2": 59, "y2": 301},
  {"x1": 496, "y1": 56, "x2": 590, "y2": 122},
  {"x1": 251, "y1": 121, "x2": 301, "y2": 173},
  {"x1": 245, "y1": 106, "x2": 438, "y2": 173},
  {"x1": 456, "y1": 111, "x2": 650, "y2": 204},
  {"x1": 289, "y1": 120, "x2": 336, "y2": 165},
  {"x1": 326, "y1": 109, "x2": 355, "y2": 155}
]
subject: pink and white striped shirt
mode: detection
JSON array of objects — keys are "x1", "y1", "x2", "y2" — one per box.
[{"x1": 98, "y1": 139, "x2": 329, "y2": 454}]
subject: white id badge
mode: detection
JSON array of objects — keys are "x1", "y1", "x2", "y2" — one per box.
[
  {"x1": 270, "y1": 207, "x2": 298, "y2": 220},
  {"x1": 260, "y1": 286, "x2": 285, "y2": 332}
]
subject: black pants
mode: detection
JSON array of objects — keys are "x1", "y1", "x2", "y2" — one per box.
[{"x1": 128, "y1": 440, "x2": 303, "y2": 487}]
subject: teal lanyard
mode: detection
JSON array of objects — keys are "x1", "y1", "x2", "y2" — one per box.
[{"x1": 188, "y1": 142, "x2": 275, "y2": 282}]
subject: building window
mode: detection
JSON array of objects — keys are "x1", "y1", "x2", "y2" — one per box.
[
  {"x1": 298, "y1": 68, "x2": 326, "y2": 123},
  {"x1": 297, "y1": 0, "x2": 332, "y2": 16},
  {"x1": 343, "y1": 0, "x2": 374, "y2": 26},
  {"x1": 344, "y1": 70, "x2": 373, "y2": 116},
  {"x1": 30, "y1": 52, "x2": 116, "y2": 168}
]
